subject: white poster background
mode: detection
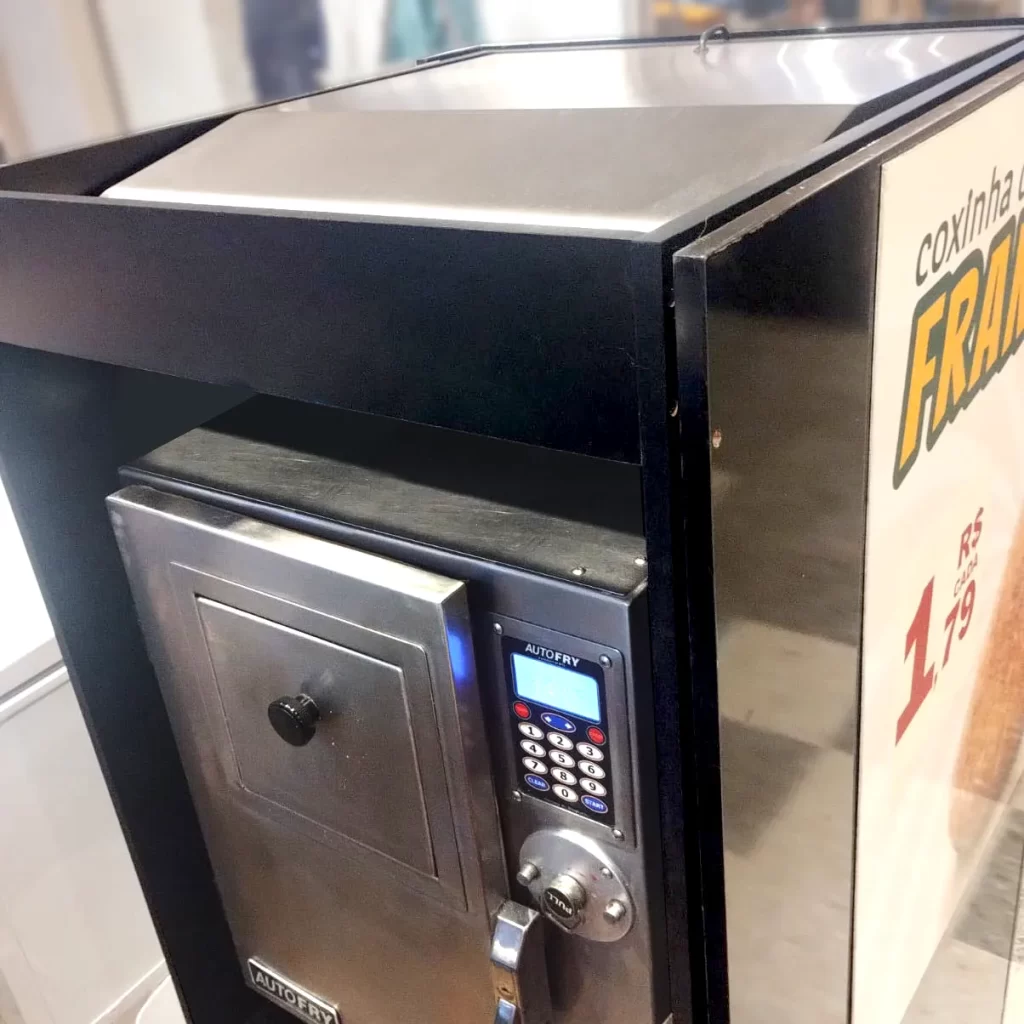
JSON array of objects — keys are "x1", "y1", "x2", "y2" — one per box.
[{"x1": 857, "y1": 81, "x2": 1024, "y2": 1024}]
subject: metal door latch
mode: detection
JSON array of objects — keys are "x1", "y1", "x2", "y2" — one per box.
[{"x1": 490, "y1": 901, "x2": 551, "y2": 1024}]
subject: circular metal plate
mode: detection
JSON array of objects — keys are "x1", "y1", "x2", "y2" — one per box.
[{"x1": 517, "y1": 828, "x2": 633, "y2": 942}]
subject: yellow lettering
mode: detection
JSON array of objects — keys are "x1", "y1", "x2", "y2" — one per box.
[
  {"x1": 970, "y1": 230, "x2": 1012, "y2": 389},
  {"x1": 898, "y1": 292, "x2": 945, "y2": 476},
  {"x1": 933, "y1": 266, "x2": 980, "y2": 432},
  {"x1": 1002, "y1": 218, "x2": 1024, "y2": 356}
]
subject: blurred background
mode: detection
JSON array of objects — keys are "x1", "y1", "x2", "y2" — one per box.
[{"x1": 1, "y1": 0, "x2": 1021, "y2": 164}]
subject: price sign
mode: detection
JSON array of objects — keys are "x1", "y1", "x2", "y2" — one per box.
[{"x1": 856, "y1": 82, "x2": 1024, "y2": 1024}]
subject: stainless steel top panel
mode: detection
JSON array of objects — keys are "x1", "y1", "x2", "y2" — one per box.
[
  {"x1": 287, "y1": 29, "x2": 1024, "y2": 111},
  {"x1": 104, "y1": 28, "x2": 1021, "y2": 233}
]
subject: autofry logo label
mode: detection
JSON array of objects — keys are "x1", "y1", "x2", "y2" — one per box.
[
  {"x1": 894, "y1": 163, "x2": 1024, "y2": 488},
  {"x1": 247, "y1": 959, "x2": 340, "y2": 1024}
]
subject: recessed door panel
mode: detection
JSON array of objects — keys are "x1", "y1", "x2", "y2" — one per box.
[
  {"x1": 107, "y1": 485, "x2": 506, "y2": 1024},
  {"x1": 195, "y1": 597, "x2": 439, "y2": 878}
]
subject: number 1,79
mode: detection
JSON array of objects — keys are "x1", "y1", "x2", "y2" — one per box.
[{"x1": 895, "y1": 577, "x2": 976, "y2": 744}]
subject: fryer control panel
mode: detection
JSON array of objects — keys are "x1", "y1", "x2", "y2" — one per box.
[{"x1": 501, "y1": 635, "x2": 616, "y2": 828}]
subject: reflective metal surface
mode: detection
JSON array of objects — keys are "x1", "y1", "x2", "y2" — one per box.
[
  {"x1": 291, "y1": 30, "x2": 1024, "y2": 111},
  {"x1": 104, "y1": 28, "x2": 1022, "y2": 234},
  {"x1": 676, "y1": 146, "x2": 878, "y2": 1023},
  {"x1": 118, "y1": 412, "x2": 668, "y2": 1024},
  {"x1": 517, "y1": 828, "x2": 635, "y2": 942},
  {"x1": 103, "y1": 105, "x2": 851, "y2": 233},
  {"x1": 490, "y1": 901, "x2": 551, "y2": 1024},
  {"x1": 193, "y1": 595, "x2": 451, "y2": 884},
  {"x1": 108, "y1": 485, "x2": 506, "y2": 1024}
]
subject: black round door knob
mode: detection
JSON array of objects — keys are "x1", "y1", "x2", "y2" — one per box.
[{"x1": 267, "y1": 694, "x2": 321, "y2": 746}]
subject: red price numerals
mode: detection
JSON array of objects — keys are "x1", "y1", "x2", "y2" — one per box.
[
  {"x1": 895, "y1": 510, "x2": 983, "y2": 745},
  {"x1": 943, "y1": 580, "x2": 976, "y2": 664},
  {"x1": 895, "y1": 577, "x2": 978, "y2": 744}
]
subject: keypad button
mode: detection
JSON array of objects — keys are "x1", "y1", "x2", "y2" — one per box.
[
  {"x1": 575, "y1": 742, "x2": 604, "y2": 762},
  {"x1": 550, "y1": 767, "x2": 577, "y2": 786},
  {"x1": 522, "y1": 757, "x2": 548, "y2": 774},
  {"x1": 549, "y1": 750, "x2": 575, "y2": 768},
  {"x1": 586, "y1": 726, "x2": 607, "y2": 746},
  {"x1": 578, "y1": 760, "x2": 606, "y2": 780},
  {"x1": 541, "y1": 712, "x2": 576, "y2": 733},
  {"x1": 553, "y1": 784, "x2": 579, "y2": 803},
  {"x1": 524, "y1": 774, "x2": 550, "y2": 792},
  {"x1": 547, "y1": 732, "x2": 574, "y2": 751},
  {"x1": 579, "y1": 777, "x2": 607, "y2": 797},
  {"x1": 520, "y1": 739, "x2": 546, "y2": 758},
  {"x1": 518, "y1": 723, "x2": 544, "y2": 740},
  {"x1": 581, "y1": 795, "x2": 608, "y2": 815},
  {"x1": 513, "y1": 702, "x2": 531, "y2": 719}
]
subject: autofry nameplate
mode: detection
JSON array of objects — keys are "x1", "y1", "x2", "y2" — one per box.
[{"x1": 247, "y1": 958, "x2": 340, "y2": 1024}]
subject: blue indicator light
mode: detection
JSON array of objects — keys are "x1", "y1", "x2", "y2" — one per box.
[
  {"x1": 446, "y1": 629, "x2": 470, "y2": 687},
  {"x1": 524, "y1": 774, "x2": 550, "y2": 792}
]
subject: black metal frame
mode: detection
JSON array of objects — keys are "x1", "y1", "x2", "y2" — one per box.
[{"x1": 0, "y1": 24, "x2": 1022, "y2": 1024}]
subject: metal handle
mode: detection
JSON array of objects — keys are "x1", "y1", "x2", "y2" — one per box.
[
  {"x1": 494, "y1": 998, "x2": 520, "y2": 1024},
  {"x1": 490, "y1": 901, "x2": 551, "y2": 1024},
  {"x1": 695, "y1": 23, "x2": 730, "y2": 55}
]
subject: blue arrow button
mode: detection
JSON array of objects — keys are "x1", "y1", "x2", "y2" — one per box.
[{"x1": 540, "y1": 713, "x2": 576, "y2": 733}]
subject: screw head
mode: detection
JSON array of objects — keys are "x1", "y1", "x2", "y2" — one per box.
[
  {"x1": 493, "y1": 622, "x2": 503, "y2": 634},
  {"x1": 603, "y1": 899, "x2": 627, "y2": 924},
  {"x1": 570, "y1": 566, "x2": 587, "y2": 578},
  {"x1": 612, "y1": 828, "x2": 624, "y2": 841},
  {"x1": 599, "y1": 655, "x2": 612, "y2": 669},
  {"x1": 516, "y1": 862, "x2": 541, "y2": 886},
  {"x1": 633, "y1": 556, "x2": 647, "y2": 568},
  {"x1": 601, "y1": 866, "x2": 613, "y2": 879},
  {"x1": 512, "y1": 790, "x2": 522, "y2": 802},
  {"x1": 711, "y1": 428, "x2": 723, "y2": 449}
]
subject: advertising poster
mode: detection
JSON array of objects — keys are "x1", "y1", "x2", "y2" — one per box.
[{"x1": 857, "y1": 81, "x2": 1024, "y2": 1024}]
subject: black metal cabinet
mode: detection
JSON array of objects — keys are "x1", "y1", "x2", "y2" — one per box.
[{"x1": 1, "y1": 25, "x2": 1023, "y2": 1024}]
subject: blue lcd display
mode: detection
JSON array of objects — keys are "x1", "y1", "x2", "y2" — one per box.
[{"x1": 511, "y1": 654, "x2": 601, "y2": 723}]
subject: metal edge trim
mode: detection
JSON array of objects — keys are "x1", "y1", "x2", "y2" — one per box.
[
  {"x1": 0, "y1": 663, "x2": 69, "y2": 725},
  {"x1": 672, "y1": 50, "x2": 1024, "y2": 265},
  {"x1": 650, "y1": 37, "x2": 1024, "y2": 248}
]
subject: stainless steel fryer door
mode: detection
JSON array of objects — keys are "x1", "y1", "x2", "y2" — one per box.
[{"x1": 107, "y1": 484, "x2": 514, "y2": 1024}]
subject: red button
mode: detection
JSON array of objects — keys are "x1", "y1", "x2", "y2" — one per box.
[
  {"x1": 513, "y1": 702, "x2": 531, "y2": 720},
  {"x1": 586, "y1": 726, "x2": 606, "y2": 745}
]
